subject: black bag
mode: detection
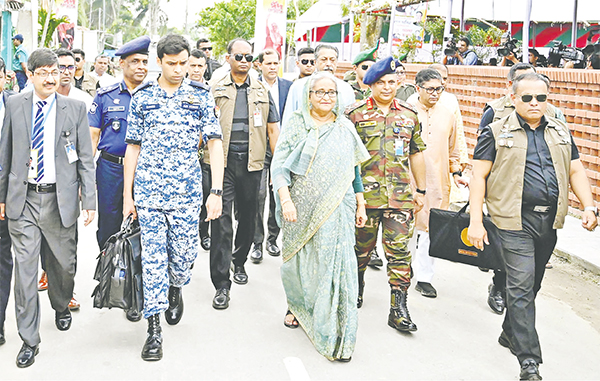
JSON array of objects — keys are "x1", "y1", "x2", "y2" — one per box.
[
  {"x1": 92, "y1": 216, "x2": 143, "y2": 312},
  {"x1": 428, "y1": 203, "x2": 504, "y2": 271}
]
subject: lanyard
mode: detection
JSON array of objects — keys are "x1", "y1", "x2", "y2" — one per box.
[{"x1": 31, "y1": 96, "x2": 56, "y2": 137}]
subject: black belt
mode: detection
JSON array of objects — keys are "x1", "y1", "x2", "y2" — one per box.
[
  {"x1": 101, "y1": 151, "x2": 124, "y2": 165},
  {"x1": 28, "y1": 183, "x2": 56, "y2": 193}
]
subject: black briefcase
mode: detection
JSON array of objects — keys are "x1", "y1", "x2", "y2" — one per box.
[
  {"x1": 92, "y1": 216, "x2": 144, "y2": 313},
  {"x1": 428, "y1": 203, "x2": 504, "y2": 271}
]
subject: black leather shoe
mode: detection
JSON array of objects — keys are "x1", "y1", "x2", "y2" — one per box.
[
  {"x1": 266, "y1": 242, "x2": 281, "y2": 257},
  {"x1": 388, "y1": 289, "x2": 417, "y2": 332},
  {"x1": 232, "y1": 265, "x2": 248, "y2": 285},
  {"x1": 141, "y1": 314, "x2": 162, "y2": 361},
  {"x1": 16, "y1": 342, "x2": 39, "y2": 368},
  {"x1": 520, "y1": 358, "x2": 542, "y2": 380},
  {"x1": 0, "y1": 325, "x2": 5, "y2": 345},
  {"x1": 367, "y1": 248, "x2": 383, "y2": 268},
  {"x1": 498, "y1": 331, "x2": 516, "y2": 355},
  {"x1": 415, "y1": 282, "x2": 437, "y2": 298},
  {"x1": 201, "y1": 236, "x2": 211, "y2": 251},
  {"x1": 212, "y1": 288, "x2": 230, "y2": 310},
  {"x1": 165, "y1": 286, "x2": 184, "y2": 325},
  {"x1": 488, "y1": 283, "x2": 506, "y2": 314},
  {"x1": 250, "y1": 244, "x2": 263, "y2": 264},
  {"x1": 126, "y1": 309, "x2": 142, "y2": 322},
  {"x1": 55, "y1": 309, "x2": 72, "y2": 331}
]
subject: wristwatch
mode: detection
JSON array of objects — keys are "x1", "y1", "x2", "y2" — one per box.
[
  {"x1": 416, "y1": 188, "x2": 427, "y2": 195},
  {"x1": 584, "y1": 206, "x2": 598, "y2": 216},
  {"x1": 452, "y1": 171, "x2": 462, "y2": 177},
  {"x1": 210, "y1": 189, "x2": 223, "y2": 197}
]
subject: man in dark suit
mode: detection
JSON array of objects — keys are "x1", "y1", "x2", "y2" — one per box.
[
  {"x1": 250, "y1": 48, "x2": 292, "y2": 263},
  {"x1": 0, "y1": 57, "x2": 16, "y2": 347},
  {"x1": 0, "y1": 48, "x2": 96, "y2": 368}
]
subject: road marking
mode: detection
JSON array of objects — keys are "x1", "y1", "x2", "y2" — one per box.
[{"x1": 284, "y1": 357, "x2": 310, "y2": 381}]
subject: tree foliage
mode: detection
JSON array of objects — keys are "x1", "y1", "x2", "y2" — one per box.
[
  {"x1": 197, "y1": 0, "x2": 256, "y2": 57},
  {"x1": 38, "y1": 8, "x2": 69, "y2": 48}
]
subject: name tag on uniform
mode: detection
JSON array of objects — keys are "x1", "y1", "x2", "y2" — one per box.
[
  {"x1": 182, "y1": 102, "x2": 200, "y2": 111},
  {"x1": 28, "y1": 149, "x2": 39, "y2": 178},
  {"x1": 65, "y1": 142, "x2": 79, "y2": 164},
  {"x1": 107, "y1": 106, "x2": 125, "y2": 112},
  {"x1": 254, "y1": 108, "x2": 263, "y2": 127},
  {"x1": 359, "y1": 121, "x2": 377, "y2": 127},
  {"x1": 142, "y1": 104, "x2": 160, "y2": 110},
  {"x1": 394, "y1": 138, "x2": 404, "y2": 156}
]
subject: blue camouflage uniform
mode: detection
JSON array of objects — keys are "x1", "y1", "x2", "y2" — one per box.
[{"x1": 126, "y1": 79, "x2": 222, "y2": 319}]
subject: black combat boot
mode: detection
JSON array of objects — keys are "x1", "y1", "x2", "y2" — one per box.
[
  {"x1": 357, "y1": 271, "x2": 365, "y2": 308},
  {"x1": 141, "y1": 314, "x2": 163, "y2": 361},
  {"x1": 165, "y1": 286, "x2": 184, "y2": 325},
  {"x1": 388, "y1": 288, "x2": 417, "y2": 332}
]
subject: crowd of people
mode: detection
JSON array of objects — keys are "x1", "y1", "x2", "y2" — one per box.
[{"x1": 0, "y1": 31, "x2": 598, "y2": 381}]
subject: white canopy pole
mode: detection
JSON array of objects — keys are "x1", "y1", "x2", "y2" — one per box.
[
  {"x1": 459, "y1": 0, "x2": 465, "y2": 32},
  {"x1": 522, "y1": 0, "x2": 532, "y2": 63},
  {"x1": 388, "y1": 3, "x2": 397, "y2": 56},
  {"x1": 571, "y1": 0, "x2": 578, "y2": 47},
  {"x1": 444, "y1": 0, "x2": 454, "y2": 37}
]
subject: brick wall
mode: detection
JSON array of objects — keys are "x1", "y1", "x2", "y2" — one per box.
[{"x1": 336, "y1": 62, "x2": 600, "y2": 213}]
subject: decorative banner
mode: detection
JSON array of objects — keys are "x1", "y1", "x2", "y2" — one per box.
[
  {"x1": 254, "y1": 0, "x2": 286, "y2": 58},
  {"x1": 54, "y1": 0, "x2": 77, "y2": 48},
  {"x1": 391, "y1": 2, "x2": 427, "y2": 49}
]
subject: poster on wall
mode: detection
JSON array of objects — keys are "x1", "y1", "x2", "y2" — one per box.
[
  {"x1": 54, "y1": 0, "x2": 78, "y2": 48},
  {"x1": 254, "y1": 0, "x2": 286, "y2": 59},
  {"x1": 391, "y1": 2, "x2": 427, "y2": 49}
]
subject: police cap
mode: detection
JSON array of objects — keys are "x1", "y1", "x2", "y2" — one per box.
[
  {"x1": 115, "y1": 36, "x2": 151, "y2": 59},
  {"x1": 363, "y1": 56, "x2": 400, "y2": 86}
]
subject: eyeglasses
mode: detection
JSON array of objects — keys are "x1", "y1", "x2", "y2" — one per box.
[
  {"x1": 300, "y1": 59, "x2": 315, "y2": 65},
  {"x1": 234, "y1": 53, "x2": 253, "y2": 62},
  {"x1": 422, "y1": 86, "x2": 445, "y2": 94},
  {"x1": 74, "y1": 57, "x2": 81, "y2": 62},
  {"x1": 200, "y1": 47, "x2": 213, "y2": 51},
  {"x1": 360, "y1": 64, "x2": 372, "y2": 71},
  {"x1": 59, "y1": 65, "x2": 76, "y2": 72},
  {"x1": 520, "y1": 94, "x2": 547, "y2": 103},
  {"x1": 34, "y1": 70, "x2": 61, "y2": 78},
  {"x1": 310, "y1": 90, "x2": 337, "y2": 99}
]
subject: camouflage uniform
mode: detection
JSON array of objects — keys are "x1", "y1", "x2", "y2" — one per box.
[
  {"x1": 346, "y1": 97, "x2": 426, "y2": 290},
  {"x1": 349, "y1": 80, "x2": 371, "y2": 101},
  {"x1": 126, "y1": 79, "x2": 222, "y2": 318}
]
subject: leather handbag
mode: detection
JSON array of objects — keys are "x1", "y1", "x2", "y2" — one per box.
[
  {"x1": 428, "y1": 203, "x2": 504, "y2": 271},
  {"x1": 92, "y1": 216, "x2": 144, "y2": 313}
]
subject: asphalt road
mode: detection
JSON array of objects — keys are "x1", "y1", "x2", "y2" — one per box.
[{"x1": 1, "y1": 218, "x2": 599, "y2": 380}]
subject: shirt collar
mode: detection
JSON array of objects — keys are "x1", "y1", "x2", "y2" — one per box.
[
  {"x1": 232, "y1": 73, "x2": 251, "y2": 89},
  {"x1": 33, "y1": 92, "x2": 56, "y2": 106},
  {"x1": 516, "y1": 113, "x2": 548, "y2": 131}
]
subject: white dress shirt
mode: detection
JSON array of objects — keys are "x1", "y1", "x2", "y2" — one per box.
[
  {"x1": 31, "y1": 93, "x2": 57, "y2": 184},
  {"x1": 263, "y1": 77, "x2": 280, "y2": 115}
]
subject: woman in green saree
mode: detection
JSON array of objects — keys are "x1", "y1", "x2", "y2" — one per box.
[{"x1": 271, "y1": 72, "x2": 370, "y2": 361}]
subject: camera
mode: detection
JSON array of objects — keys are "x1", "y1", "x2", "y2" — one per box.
[
  {"x1": 548, "y1": 40, "x2": 586, "y2": 67},
  {"x1": 444, "y1": 36, "x2": 457, "y2": 56},
  {"x1": 498, "y1": 39, "x2": 519, "y2": 57}
]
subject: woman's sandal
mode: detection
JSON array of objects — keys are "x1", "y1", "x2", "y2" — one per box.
[{"x1": 284, "y1": 310, "x2": 299, "y2": 329}]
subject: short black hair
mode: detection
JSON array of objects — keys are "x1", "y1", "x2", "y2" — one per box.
[
  {"x1": 529, "y1": 48, "x2": 540, "y2": 58},
  {"x1": 157, "y1": 34, "x2": 190, "y2": 59},
  {"x1": 459, "y1": 37, "x2": 471, "y2": 46},
  {"x1": 190, "y1": 49, "x2": 207, "y2": 60},
  {"x1": 260, "y1": 48, "x2": 280, "y2": 62},
  {"x1": 28, "y1": 48, "x2": 59, "y2": 72},
  {"x1": 297, "y1": 47, "x2": 314, "y2": 57},
  {"x1": 0, "y1": 57, "x2": 5, "y2": 74},
  {"x1": 415, "y1": 68, "x2": 442, "y2": 87},
  {"x1": 315, "y1": 44, "x2": 339, "y2": 59},
  {"x1": 591, "y1": 53, "x2": 600, "y2": 69},
  {"x1": 508, "y1": 62, "x2": 535, "y2": 81},
  {"x1": 95, "y1": 54, "x2": 109, "y2": 62},
  {"x1": 55, "y1": 48, "x2": 75, "y2": 60},
  {"x1": 512, "y1": 72, "x2": 550, "y2": 93},
  {"x1": 227, "y1": 38, "x2": 251, "y2": 54},
  {"x1": 72, "y1": 48, "x2": 85, "y2": 59},
  {"x1": 196, "y1": 38, "x2": 209, "y2": 49}
]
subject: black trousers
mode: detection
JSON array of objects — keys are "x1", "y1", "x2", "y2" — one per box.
[
  {"x1": 210, "y1": 152, "x2": 261, "y2": 290},
  {"x1": 498, "y1": 208, "x2": 557, "y2": 365},
  {"x1": 0, "y1": 218, "x2": 12, "y2": 331},
  {"x1": 253, "y1": 162, "x2": 280, "y2": 247},
  {"x1": 492, "y1": 269, "x2": 506, "y2": 290},
  {"x1": 199, "y1": 162, "x2": 212, "y2": 240}
]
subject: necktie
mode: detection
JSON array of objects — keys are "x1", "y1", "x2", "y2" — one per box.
[{"x1": 31, "y1": 100, "x2": 47, "y2": 183}]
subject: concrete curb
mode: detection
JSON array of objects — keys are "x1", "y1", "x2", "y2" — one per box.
[{"x1": 553, "y1": 246, "x2": 600, "y2": 276}]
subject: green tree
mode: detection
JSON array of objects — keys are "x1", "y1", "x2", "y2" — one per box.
[
  {"x1": 38, "y1": 8, "x2": 69, "y2": 48},
  {"x1": 197, "y1": 0, "x2": 256, "y2": 57}
]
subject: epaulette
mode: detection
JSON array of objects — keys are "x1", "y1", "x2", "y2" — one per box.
[
  {"x1": 395, "y1": 98, "x2": 418, "y2": 114},
  {"x1": 96, "y1": 82, "x2": 120, "y2": 96},
  {"x1": 132, "y1": 81, "x2": 154, "y2": 96},
  {"x1": 344, "y1": 99, "x2": 368, "y2": 116},
  {"x1": 189, "y1": 80, "x2": 210, "y2": 91}
]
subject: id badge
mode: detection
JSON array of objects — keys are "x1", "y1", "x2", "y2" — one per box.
[
  {"x1": 65, "y1": 142, "x2": 79, "y2": 164},
  {"x1": 394, "y1": 138, "x2": 404, "y2": 156},
  {"x1": 28, "y1": 149, "x2": 39, "y2": 179},
  {"x1": 253, "y1": 108, "x2": 263, "y2": 127}
]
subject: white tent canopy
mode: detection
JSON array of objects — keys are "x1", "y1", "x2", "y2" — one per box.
[{"x1": 293, "y1": 0, "x2": 345, "y2": 41}]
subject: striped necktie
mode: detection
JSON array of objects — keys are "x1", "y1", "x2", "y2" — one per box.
[{"x1": 32, "y1": 100, "x2": 47, "y2": 183}]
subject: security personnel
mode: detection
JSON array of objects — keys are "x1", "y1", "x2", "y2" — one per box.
[
  {"x1": 346, "y1": 56, "x2": 427, "y2": 333},
  {"x1": 478, "y1": 63, "x2": 566, "y2": 315},
  {"x1": 347, "y1": 43, "x2": 378, "y2": 101},
  {"x1": 206, "y1": 38, "x2": 279, "y2": 310},
  {"x1": 123, "y1": 34, "x2": 224, "y2": 361},
  {"x1": 89, "y1": 36, "x2": 150, "y2": 322},
  {"x1": 469, "y1": 72, "x2": 597, "y2": 381}
]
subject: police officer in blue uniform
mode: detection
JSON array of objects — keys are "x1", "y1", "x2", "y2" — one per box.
[{"x1": 89, "y1": 36, "x2": 150, "y2": 322}]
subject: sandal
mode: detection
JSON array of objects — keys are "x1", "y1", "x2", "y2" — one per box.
[{"x1": 283, "y1": 310, "x2": 299, "y2": 329}]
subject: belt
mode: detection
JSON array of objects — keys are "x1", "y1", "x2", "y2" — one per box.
[
  {"x1": 28, "y1": 183, "x2": 56, "y2": 193},
  {"x1": 101, "y1": 151, "x2": 124, "y2": 165}
]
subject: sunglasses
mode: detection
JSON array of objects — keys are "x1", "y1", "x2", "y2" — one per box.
[
  {"x1": 300, "y1": 59, "x2": 315, "y2": 65},
  {"x1": 360, "y1": 64, "x2": 372, "y2": 71},
  {"x1": 75, "y1": 57, "x2": 81, "y2": 62},
  {"x1": 234, "y1": 53, "x2": 253, "y2": 62},
  {"x1": 59, "y1": 65, "x2": 76, "y2": 72},
  {"x1": 520, "y1": 94, "x2": 547, "y2": 103},
  {"x1": 422, "y1": 86, "x2": 445, "y2": 94},
  {"x1": 201, "y1": 47, "x2": 213, "y2": 51}
]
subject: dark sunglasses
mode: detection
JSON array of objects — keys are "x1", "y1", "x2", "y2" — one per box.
[
  {"x1": 59, "y1": 65, "x2": 76, "y2": 71},
  {"x1": 361, "y1": 64, "x2": 372, "y2": 71},
  {"x1": 201, "y1": 47, "x2": 213, "y2": 51},
  {"x1": 520, "y1": 94, "x2": 547, "y2": 103},
  {"x1": 300, "y1": 59, "x2": 315, "y2": 65},
  {"x1": 234, "y1": 53, "x2": 253, "y2": 62},
  {"x1": 74, "y1": 57, "x2": 81, "y2": 62}
]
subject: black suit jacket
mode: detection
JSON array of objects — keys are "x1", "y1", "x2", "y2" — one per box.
[{"x1": 277, "y1": 78, "x2": 293, "y2": 121}]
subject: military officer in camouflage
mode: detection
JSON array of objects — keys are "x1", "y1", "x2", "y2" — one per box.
[
  {"x1": 347, "y1": 43, "x2": 379, "y2": 101},
  {"x1": 346, "y1": 56, "x2": 427, "y2": 333}
]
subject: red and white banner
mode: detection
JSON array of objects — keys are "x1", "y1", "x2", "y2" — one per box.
[{"x1": 254, "y1": 0, "x2": 286, "y2": 58}]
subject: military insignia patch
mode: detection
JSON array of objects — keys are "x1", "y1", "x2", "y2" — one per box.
[
  {"x1": 214, "y1": 105, "x2": 221, "y2": 118},
  {"x1": 90, "y1": 102, "x2": 98, "y2": 114},
  {"x1": 359, "y1": 121, "x2": 377, "y2": 127}
]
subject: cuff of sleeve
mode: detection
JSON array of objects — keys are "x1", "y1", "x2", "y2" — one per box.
[{"x1": 125, "y1": 139, "x2": 142, "y2": 145}]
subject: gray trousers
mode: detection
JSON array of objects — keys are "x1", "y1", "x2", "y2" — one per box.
[
  {"x1": 8, "y1": 189, "x2": 77, "y2": 346},
  {"x1": 498, "y1": 208, "x2": 557, "y2": 365}
]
